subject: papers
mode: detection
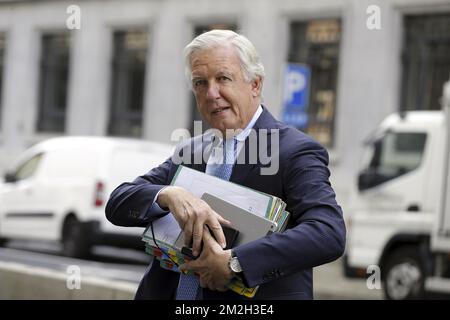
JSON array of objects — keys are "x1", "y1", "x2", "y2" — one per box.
[
  {"x1": 142, "y1": 213, "x2": 180, "y2": 247},
  {"x1": 141, "y1": 165, "x2": 290, "y2": 298},
  {"x1": 171, "y1": 166, "x2": 272, "y2": 217}
]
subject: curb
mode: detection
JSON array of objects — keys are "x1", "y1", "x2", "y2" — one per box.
[{"x1": 0, "y1": 261, "x2": 138, "y2": 299}]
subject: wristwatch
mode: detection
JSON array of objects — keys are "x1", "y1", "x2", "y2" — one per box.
[{"x1": 229, "y1": 251, "x2": 243, "y2": 273}]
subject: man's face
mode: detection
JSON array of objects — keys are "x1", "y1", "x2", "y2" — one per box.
[{"x1": 190, "y1": 45, "x2": 261, "y2": 135}]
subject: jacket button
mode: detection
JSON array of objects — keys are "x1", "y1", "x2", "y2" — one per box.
[
  {"x1": 129, "y1": 210, "x2": 139, "y2": 218},
  {"x1": 275, "y1": 269, "x2": 283, "y2": 278},
  {"x1": 263, "y1": 271, "x2": 276, "y2": 281}
]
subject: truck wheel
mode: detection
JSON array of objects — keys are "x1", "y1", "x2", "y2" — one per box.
[
  {"x1": 62, "y1": 216, "x2": 91, "y2": 259},
  {"x1": 383, "y1": 246, "x2": 425, "y2": 300}
]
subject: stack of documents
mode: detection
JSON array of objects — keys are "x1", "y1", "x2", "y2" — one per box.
[{"x1": 142, "y1": 165, "x2": 290, "y2": 298}]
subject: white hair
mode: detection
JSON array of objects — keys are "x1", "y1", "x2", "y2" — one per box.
[{"x1": 183, "y1": 29, "x2": 265, "y2": 86}]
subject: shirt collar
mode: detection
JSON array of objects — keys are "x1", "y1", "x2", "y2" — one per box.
[{"x1": 234, "y1": 105, "x2": 263, "y2": 142}]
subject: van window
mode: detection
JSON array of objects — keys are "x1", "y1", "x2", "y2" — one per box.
[
  {"x1": 14, "y1": 153, "x2": 44, "y2": 181},
  {"x1": 359, "y1": 132, "x2": 427, "y2": 190}
]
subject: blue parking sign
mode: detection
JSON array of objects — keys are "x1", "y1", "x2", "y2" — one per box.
[{"x1": 282, "y1": 64, "x2": 310, "y2": 128}]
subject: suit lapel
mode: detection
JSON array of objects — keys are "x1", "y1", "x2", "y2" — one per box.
[
  {"x1": 230, "y1": 106, "x2": 278, "y2": 185},
  {"x1": 188, "y1": 135, "x2": 213, "y2": 173}
]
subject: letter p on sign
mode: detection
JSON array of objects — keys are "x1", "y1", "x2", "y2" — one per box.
[
  {"x1": 283, "y1": 64, "x2": 310, "y2": 109},
  {"x1": 285, "y1": 72, "x2": 306, "y2": 104}
]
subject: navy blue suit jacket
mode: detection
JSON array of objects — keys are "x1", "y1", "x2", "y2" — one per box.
[{"x1": 105, "y1": 107, "x2": 346, "y2": 300}]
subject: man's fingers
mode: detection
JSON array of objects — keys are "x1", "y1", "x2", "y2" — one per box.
[
  {"x1": 217, "y1": 286, "x2": 228, "y2": 292},
  {"x1": 203, "y1": 225, "x2": 227, "y2": 250},
  {"x1": 174, "y1": 199, "x2": 231, "y2": 252},
  {"x1": 183, "y1": 218, "x2": 194, "y2": 248},
  {"x1": 199, "y1": 277, "x2": 207, "y2": 288},
  {"x1": 202, "y1": 226, "x2": 213, "y2": 240},
  {"x1": 179, "y1": 262, "x2": 189, "y2": 274},
  {"x1": 206, "y1": 222, "x2": 226, "y2": 248},
  {"x1": 216, "y1": 213, "x2": 231, "y2": 226},
  {"x1": 179, "y1": 260, "x2": 200, "y2": 274},
  {"x1": 192, "y1": 219, "x2": 204, "y2": 256}
]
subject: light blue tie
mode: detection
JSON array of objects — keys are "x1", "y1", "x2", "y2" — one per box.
[
  {"x1": 175, "y1": 138, "x2": 237, "y2": 300},
  {"x1": 207, "y1": 138, "x2": 237, "y2": 180}
]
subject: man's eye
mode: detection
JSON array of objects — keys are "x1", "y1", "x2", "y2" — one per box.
[
  {"x1": 218, "y1": 76, "x2": 231, "y2": 82},
  {"x1": 193, "y1": 80, "x2": 207, "y2": 88}
]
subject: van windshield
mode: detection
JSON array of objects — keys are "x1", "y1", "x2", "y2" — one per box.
[{"x1": 14, "y1": 153, "x2": 44, "y2": 181}]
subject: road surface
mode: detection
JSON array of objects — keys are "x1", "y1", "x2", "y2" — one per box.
[{"x1": 0, "y1": 240, "x2": 383, "y2": 299}]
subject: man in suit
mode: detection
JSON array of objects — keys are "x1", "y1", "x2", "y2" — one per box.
[{"x1": 105, "y1": 29, "x2": 346, "y2": 300}]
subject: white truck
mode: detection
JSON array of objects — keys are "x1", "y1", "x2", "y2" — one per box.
[{"x1": 345, "y1": 77, "x2": 450, "y2": 300}]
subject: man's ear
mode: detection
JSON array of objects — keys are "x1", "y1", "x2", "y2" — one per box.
[{"x1": 251, "y1": 77, "x2": 263, "y2": 97}]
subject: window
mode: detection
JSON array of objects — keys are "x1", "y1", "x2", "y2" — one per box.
[
  {"x1": 37, "y1": 33, "x2": 71, "y2": 133},
  {"x1": 0, "y1": 34, "x2": 5, "y2": 130},
  {"x1": 359, "y1": 132, "x2": 427, "y2": 190},
  {"x1": 370, "y1": 132, "x2": 427, "y2": 174},
  {"x1": 14, "y1": 153, "x2": 44, "y2": 181},
  {"x1": 401, "y1": 13, "x2": 450, "y2": 111},
  {"x1": 107, "y1": 30, "x2": 148, "y2": 138},
  {"x1": 189, "y1": 24, "x2": 237, "y2": 136},
  {"x1": 288, "y1": 19, "x2": 341, "y2": 147}
]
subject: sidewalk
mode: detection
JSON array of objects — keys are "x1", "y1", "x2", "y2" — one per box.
[
  {"x1": 313, "y1": 258, "x2": 383, "y2": 300},
  {"x1": 1, "y1": 256, "x2": 383, "y2": 300},
  {"x1": 0, "y1": 261, "x2": 137, "y2": 299}
]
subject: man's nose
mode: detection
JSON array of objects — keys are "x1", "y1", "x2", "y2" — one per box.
[{"x1": 206, "y1": 83, "x2": 221, "y2": 100}]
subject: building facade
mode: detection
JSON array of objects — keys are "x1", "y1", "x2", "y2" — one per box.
[{"x1": 1, "y1": 0, "x2": 450, "y2": 209}]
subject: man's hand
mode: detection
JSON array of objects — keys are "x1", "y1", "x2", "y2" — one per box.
[
  {"x1": 180, "y1": 227, "x2": 234, "y2": 291},
  {"x1": 157, "y1": 186, "x2": 231, "y2": 256}
]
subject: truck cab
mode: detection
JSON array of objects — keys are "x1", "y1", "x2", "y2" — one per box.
[
  {"x1": 345, "y1": 77, "x2": 450, "y2": 299},
  {"x1": 345, "y1": 111, "x2": 447, "y2": 299}
]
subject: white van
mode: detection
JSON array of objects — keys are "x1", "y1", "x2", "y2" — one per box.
[{"x1": 0, "y1": 136, "x2": 174, "y2": 258}]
